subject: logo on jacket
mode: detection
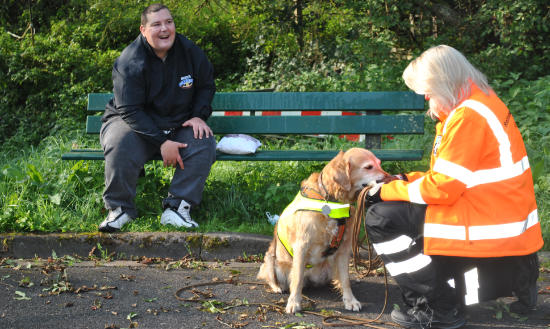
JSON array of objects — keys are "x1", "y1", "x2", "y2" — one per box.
[
  {"x1": 179, "y1": 75, "x2": 193, "y2": 89},
  {"x1": 433, "y1": 135, "x2": 442, "y2": 156}
]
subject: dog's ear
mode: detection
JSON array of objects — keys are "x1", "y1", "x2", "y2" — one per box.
[{"x1": 324, "y1": 151, "x2": 351, "y2": 191}]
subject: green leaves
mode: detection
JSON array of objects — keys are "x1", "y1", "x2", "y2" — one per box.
[
  {"x1": 26, "y1": 164, "x2": 44, "y2": 185},
  {"x1": 14, "y1": 291, "x2": 31, "y2": 300},
  {"x1": 202, "y1": 300, "x2": 226, "y2": 314}
]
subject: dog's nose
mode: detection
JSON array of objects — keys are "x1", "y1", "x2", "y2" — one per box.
[{"x1": 363, "y1": 180, "x2": 378, "y2": 188}]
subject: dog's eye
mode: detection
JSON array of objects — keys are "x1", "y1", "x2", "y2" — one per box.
[{"x1": 365, "y1": 165, "x2": 373, "y2": 170}]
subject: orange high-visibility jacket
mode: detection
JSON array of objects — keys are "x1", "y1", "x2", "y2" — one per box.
[{"x1": 381, "y1": 83, "x2": 543, "y2": 257}]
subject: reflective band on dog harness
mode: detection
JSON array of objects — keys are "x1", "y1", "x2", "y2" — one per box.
[
  {"x1": 280, "y1": 192, "x2": 350, "y2": 220},
  {"x1": 277, "y1": 192, "x2": 350, "y2": 261}
]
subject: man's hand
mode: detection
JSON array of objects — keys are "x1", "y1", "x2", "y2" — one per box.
[
  {"x1": 182, "y1": 117, "x2": 213, "y2": 139},
  {"x1": 160, "y1": 140, "x2": 187, "y2": 169}
]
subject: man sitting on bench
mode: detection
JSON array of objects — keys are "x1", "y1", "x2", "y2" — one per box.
[{"x1": 99, "y1": 3, "x2": 216, "y2": 232}]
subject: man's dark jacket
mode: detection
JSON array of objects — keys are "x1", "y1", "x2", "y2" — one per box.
[{"x1": 103, "y1": 33, "x2": 216, "y2": 146}]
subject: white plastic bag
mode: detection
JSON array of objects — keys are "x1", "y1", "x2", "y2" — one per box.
[
  {"x1": 266, "y1": 212, "x2": 280, "y2": 225},
  {"x1": 216, "y1": 134, "x2": 261, "y2": 154}
]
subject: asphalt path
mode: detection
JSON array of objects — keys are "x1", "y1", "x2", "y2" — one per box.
[{"x1": 0, "y1": 233, "x2": 549, "y2": 329}]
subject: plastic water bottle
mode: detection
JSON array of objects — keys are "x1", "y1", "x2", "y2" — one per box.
[{"x1": 266, "y1": 212, "x2": 280, "y2": 225}]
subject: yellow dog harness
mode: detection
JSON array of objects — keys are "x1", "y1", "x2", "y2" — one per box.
[{"x1": 277, "y1": 191, "x2": 350, "y2": 260}]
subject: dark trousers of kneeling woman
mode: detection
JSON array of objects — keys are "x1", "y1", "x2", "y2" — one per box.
[{"x1": 365, "y1": 201, "x2": 539, "y2": 318}]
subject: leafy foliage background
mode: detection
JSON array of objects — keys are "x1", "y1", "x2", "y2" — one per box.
[{"x1": 1, "y1": 0, "x2": 548, "y2": 148}]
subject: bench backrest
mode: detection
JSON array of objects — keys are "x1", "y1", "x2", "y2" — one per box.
[{"x1": 86, "y1": 92, "x2": 426, "y2": 135}]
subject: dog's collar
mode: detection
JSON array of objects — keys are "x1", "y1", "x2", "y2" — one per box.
[
  {"x1": 288, "y1": 192, "x2": 350, "y2": 219},
  {"x1": 317, "y1": 171, "x2": 339, "y2": 202},
  {"x1": 300, "y1": 185, "x2": 326, "y2": 201}
]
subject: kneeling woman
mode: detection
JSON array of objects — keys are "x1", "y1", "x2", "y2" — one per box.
[{"x1": 364, "y1": 45, "x2": 543, "y2": 329}]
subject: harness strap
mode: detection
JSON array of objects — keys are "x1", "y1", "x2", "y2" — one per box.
[
  {"x1": 275, "y1": 223, "x2": 292, "y2": 258},
  {"x1": 323, "y1": 218, "x2": 346, "y2": 257},
  {"x1": 276, "y1": 223, "x2": 314, "y2": 268},
  {"x1": 277, "y1": 190, "x2": 350, "y2": 264}
]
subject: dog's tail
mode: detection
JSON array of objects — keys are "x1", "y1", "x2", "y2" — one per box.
[{"x1": 257, "y1": 224, "x2": 282, "y2": 291}]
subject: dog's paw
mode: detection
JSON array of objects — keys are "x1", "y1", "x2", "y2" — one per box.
[
  {"x1": 285, "y1": 299, "x2": 301, "y2": 314},
  {"x1": 269, "y1": 285, "x2": 282, "y2": 294},
  {"x1": 344, "y1": 298, "x2": 362, "y2": 312}
]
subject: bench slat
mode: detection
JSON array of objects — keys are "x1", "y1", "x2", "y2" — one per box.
[
  {"x1": 88, "y1": 92, "x2": 425, "y2": 112},
  {"x1": 211, "y1": 91, "x2": 425, "y2": 111},
  {"x1": 86, "y1": 115, "x2": 424, "y2": 135},
  {"x1": 88, "y1": 93, "x2": 115, "y2": 111},
  {"x1": 72, "y1": 92, "x2": 426, "y2": 163},
  {"x1": 61, "y1": 149, "x2": 424, "y2": 161}
]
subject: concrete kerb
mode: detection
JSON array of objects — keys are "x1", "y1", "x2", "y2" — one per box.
[
  {"x1": 1, "y1": 232, "x2": 548, "y2": 265},
  {"x1": 0, "y1": 232, "x2": 272, "y2": 261}
]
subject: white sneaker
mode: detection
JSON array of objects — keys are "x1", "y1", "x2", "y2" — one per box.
[
  {"x1": 99, "y1": 207, "x2": 131, "y2": 232},
  {"x1": 160, "y1": 200, "x2": 199, "y2": 228}
]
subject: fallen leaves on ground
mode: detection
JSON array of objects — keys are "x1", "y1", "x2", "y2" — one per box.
[
  {"x1": 120, "y1": 274, "x2": 136, "y2": 281},
  {"x1": 216, "y1": 315, "x2": 248, "y2": 328}
]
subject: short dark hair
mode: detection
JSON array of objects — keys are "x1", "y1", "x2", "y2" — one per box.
[{"x1": 141, "y1": 3, "x2": 170, "y2": 26}]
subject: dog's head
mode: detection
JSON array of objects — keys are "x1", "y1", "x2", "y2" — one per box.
[{"x1": 321, "y1": 148, "x2": 389, "y2": 202}]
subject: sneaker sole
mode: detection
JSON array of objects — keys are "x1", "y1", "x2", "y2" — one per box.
[
  {"x1": 98, "y1": 225, "x2": 120, "y2": 233},
  {"x1": 160, "y1": 220, "x2": 197, "y2": 228}
]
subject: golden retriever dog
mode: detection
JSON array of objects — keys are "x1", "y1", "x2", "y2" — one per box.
[{"x1": 257, "y1": 148, "x2": 389, "y2": 313}]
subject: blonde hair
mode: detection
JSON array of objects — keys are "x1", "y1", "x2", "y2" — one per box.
[{"x1": 403, "y1": 45, "x2": 491, "y2": 118}]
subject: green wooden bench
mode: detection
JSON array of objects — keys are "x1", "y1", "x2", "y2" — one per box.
[{"x1": 61, "y1": 92, "x2": 426, "y2": 162}]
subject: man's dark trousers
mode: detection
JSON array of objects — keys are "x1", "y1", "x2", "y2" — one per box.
[{"x1": 100, "y1": 116, "x2": 216, "y2": 219}]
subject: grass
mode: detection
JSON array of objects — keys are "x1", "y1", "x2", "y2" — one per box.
[
  {"x1": 0, "y1": 131, "x2": 376, "y2": 235},
  {"x1": 0, "y1": 126, "x2": 433, "y2": 234},
  {"x1": 0, "y1": 125, "x2": 548, "y2": 251}
]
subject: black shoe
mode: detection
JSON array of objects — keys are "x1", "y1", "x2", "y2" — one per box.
[
  {"x1": 391, "y1": 305, "x2": 466, "y2": 329},
  {"x1": 511, "y1": 270, "x2": 538, "y2": 314},
  {"x1": 510, "y1": 252, "x2": 540, "y2": 314}
]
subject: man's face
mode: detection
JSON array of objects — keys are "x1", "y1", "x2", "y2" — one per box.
[{"x1": 140, "y1": 8, "x2": 175, "y2": 59}]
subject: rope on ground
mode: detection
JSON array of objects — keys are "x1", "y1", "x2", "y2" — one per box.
[
  {"x1": 173, "y1": 187, "x2": 396, "y2": 328},
  {"x1": 174, "y1": 276, "x2": 398, "y2": 328},
  {"x1": 347, "y1": 186, "x2": 391, "y2": 326}
]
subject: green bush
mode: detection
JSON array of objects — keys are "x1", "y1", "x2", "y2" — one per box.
[
  {"x1": 0, "y1": 24, "x2": 117, "y2": 149},
  {"x1": 495, "y1": 74, "x2": 550, "y2": 244},
  {"x1": 2, "y1": 0, "x2": 550, "y2": 146}
]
